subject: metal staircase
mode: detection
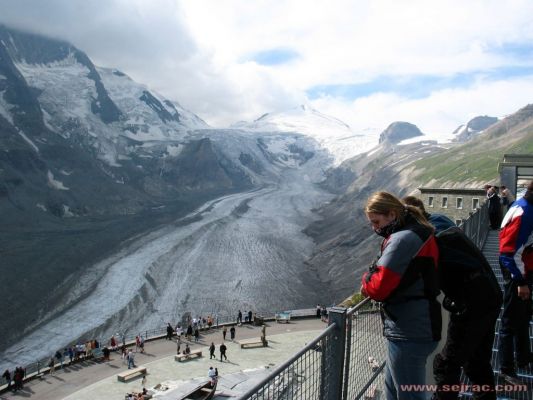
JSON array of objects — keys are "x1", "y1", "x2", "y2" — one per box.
[{"x1": 481, "y1": 230, "x2": 532, "y2": 399}]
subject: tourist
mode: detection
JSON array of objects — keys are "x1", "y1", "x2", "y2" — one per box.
[
  {"x1": 184, "y1": 344, "x2": 191, "y2": 355},
  {"x1": 500, "y1": 185, "x2": 515, "y2": 212},
  {"x1": 166, "y1": 323, "x2": 173, "y2": 340},
  {"x1": 48, "y1": 357, "x2": 55, "y2": 375},
  {"x1": 127, "y1": 349, "x2": 135, "y2": 369},
  {"x1": 121, "y1": 344, "x2": 127, "y2": 363},
  {"x1": 13, "y1": 367, "x2": 23, "y2": 391},
  {"x1": 186, "y1": 324, "x2": 193, "y2": 340},
  {"x1": 194, "y1": 327, "x2": 200, "y2": 342},
  {"x1": 498, "y1": 180, "x2": 533, "y2": 384},
  {"x1": 487, "y1": 186, "x2": 501, "y2": 229},
  {"x1": 361, "y1": 191, "x2": 441, "y2": 400},
  {"x1": 248, "y1": 310, "x2": 253, "y2": 324},
  {"x1": 320, "y1": 306, "x2": 327, "y2": 322},
  {"x1": 220, "y1": 343, "x2": 227, "y2": 361},
  {"x1": 208, "y1": 366, "x2": 216, "y2": 385},
  {"x1": 2, "y1": 369, "x2": 11, "y2": 391},
  {"x1": 110, "y1": 335, "x2": 117, "y2": 350},
  {"x1": 209, "y1": 342, "x2": 216, "y2": 359},
  {"x1": 237, "y1": 310, "x2": 242, "y2": 324},
  {"x1": 222, "y1": 326, "x2": 227, "y2": 340},
  {"x1": 85, "y1": 341, "x2": 92, "y2": 358},
  {"x1": 62, "y1": 348, "x2": 69, "y2": 366},
  {"x1": 55, "y1": 350, "x2": 64, "y2": 369},
  {"x1": 103, "y1": 346, "x2": 111, "y2": 361},
  {"x1": 230, "y1": 326, "x2": 236, "y2": 341},
  {"x1": 139, "y1": 335, "x2": 145, "y2": 353},
  {"x1": 67, "y1": 346, "x2": 74, "y2": 364},
  {"x1": 316, "y1": 304, "x2": 321, "y2": 318},
  {"x1": 176, "y1": 335, "x2": 182, "y2": 354},
  {"x1": 404, "y1": 195, "x2": 502, "y2": 399}
]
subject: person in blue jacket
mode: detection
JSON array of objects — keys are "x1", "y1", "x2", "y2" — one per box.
[
  {"x1": 498, "y1": 180, "x2": 533, "y2": 384},
  {"x1": 402, "y1": 196, "x2": 455, "y2": 234}
]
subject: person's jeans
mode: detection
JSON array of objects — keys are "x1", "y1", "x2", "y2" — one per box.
[
  {"x1": 498, "y1": 277, "x2": 533, "y2": 372},
  {"x1": 385, "y1": 339, "x2": 438, "y2": 400}
]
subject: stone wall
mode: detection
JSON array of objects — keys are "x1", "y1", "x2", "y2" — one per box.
[{"x1": 419, "y1": 188, "x2": 486, "y2": 225}]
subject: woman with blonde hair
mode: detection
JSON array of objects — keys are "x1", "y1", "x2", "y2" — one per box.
[{"x1": 361, "y1": 191, "x2": 441, "y2": 400}]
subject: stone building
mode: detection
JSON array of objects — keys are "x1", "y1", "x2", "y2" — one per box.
[{"x1": 418, "y1": 187, "x2": 486, "y2": 225}]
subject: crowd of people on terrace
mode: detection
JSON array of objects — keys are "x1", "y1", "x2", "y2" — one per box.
[{"x1": 0, "y1": 309, "x2": 261, "y2": 393}]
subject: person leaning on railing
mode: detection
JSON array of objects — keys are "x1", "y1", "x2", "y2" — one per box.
[{"x1": 361, "y1": 191, "x2": 441, "y2": 400}]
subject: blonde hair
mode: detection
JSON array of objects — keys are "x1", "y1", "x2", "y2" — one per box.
[{"x1": 365, "y1": 191, "x2": 434, "y2": 232}]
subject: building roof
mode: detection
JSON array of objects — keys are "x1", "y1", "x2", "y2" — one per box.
[{"x1": 418, "y1": 187, "x2": 486, "y2": 195}]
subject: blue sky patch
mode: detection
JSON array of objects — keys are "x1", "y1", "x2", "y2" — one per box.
[
  {"x1": 491, "y1": 43, "x2": 533, "y2": 60},
  {"x1": 307, "y1": 66, "x2": 533, "y2": 100},
  {"x1": 247, "y1": 48, "x2": 299, "y2": 65}
]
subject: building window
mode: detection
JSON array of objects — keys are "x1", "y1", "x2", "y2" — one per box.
[
  {"x1": 456, "y1": 197, "x2": 463, "y2": 209},
  {"x1": 455, "y1": 219, "x2": 462, "y2": 226},
  {"x1": 442, "y1": 197, "x2": 448, "y2": 208},
  {"x1": 428, "y1": 196, "x2": 434, "y2": 208},
  {"x1": 472, "y1": 198, "x2": 479, "y2": 209}
]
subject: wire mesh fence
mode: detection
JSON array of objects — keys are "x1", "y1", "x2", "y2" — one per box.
[
  {"x1": 240, "y1": 323, "x2": 339, "y2": 400},
  {"x1": 343, "y1": 300, "x2": 387, "y2": 400},
  {"x1": 239, "y1": 301, "x2": 387, "y2": 400}
]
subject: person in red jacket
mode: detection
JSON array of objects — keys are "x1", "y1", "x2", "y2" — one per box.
[
  {"x1": 498, "y1": 180, "x2": 533, "y2": 385},
  {"x1": 361, "y1": 191, "x2": 441, "y2": 400}
]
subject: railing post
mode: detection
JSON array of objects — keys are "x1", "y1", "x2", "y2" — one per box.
[{"x1": 325, "y1": 307, "x2": 347, "y2": 400}]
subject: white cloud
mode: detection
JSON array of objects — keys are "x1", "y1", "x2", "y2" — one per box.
[
  {"x1": 312, "y1": 75, "x2": 533, "y2": 136},
  {"x1": 0, "y1": 0, "x2": 532, "y2": 130}
]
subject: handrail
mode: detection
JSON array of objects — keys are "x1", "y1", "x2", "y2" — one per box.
[{"x1": 238, "y1": 323, "x2": 338, "y2": 399}]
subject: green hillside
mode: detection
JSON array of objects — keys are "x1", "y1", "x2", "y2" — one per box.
[{"x1": 414, "y1": 106, "x2": 533, "y2": 185}]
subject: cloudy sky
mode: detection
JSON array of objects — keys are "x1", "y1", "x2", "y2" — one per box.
[{"x1": 1, "y1": 0, "x2": 533, "y2": 134}]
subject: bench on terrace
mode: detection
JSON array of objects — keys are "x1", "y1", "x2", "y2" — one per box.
[
  {"x1": 117, "y1": 366, "x2": 147, "y2": 382},
  {"x1": 175, "y1": 349, "x2": 203, "y2": 362},
  {"x1": 239, "y1": 337, "x2": 268, "y2": 349}
]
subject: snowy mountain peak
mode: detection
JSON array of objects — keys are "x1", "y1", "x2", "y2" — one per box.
[
  {"x1": 246, "y1": 104, "x2": 351, "y2": 132},
  {"x1": 452, "y1": 115, "x2": 498, "y2": 142},
  {"x1": 231, "y1": 105, "x2": 378, "y2": 165}
]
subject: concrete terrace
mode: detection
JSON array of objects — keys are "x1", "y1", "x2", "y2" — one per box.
[{"x1": 0, "y1": 317, "x2": 327, "y2": 400}]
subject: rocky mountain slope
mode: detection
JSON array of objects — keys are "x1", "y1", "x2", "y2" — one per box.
[
  {"x1": 452, "y1": 115, "x2": 498, "y2": 142},
  {"x1": 0, "y1": 25, "x2": 327, "y2": 351}
]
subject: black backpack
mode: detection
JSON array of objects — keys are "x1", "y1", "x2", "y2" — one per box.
[{"x1": 435, "y1": 227, "x2": 502, "y2": 314}]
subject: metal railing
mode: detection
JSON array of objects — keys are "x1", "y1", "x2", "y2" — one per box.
[
  {"x1": 240, "y1": 301, "x2": 385, "y2": 400},
  {"x1": 459, "y1": 200, "x2": 490, "y2": 249},
  {"x1": 343, "y1": 301, "x2": 386, "y2": 399}
]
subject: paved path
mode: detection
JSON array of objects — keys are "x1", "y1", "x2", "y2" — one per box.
[{"x1": 0, "y1": 318, "x2": 327, "y2": 400}]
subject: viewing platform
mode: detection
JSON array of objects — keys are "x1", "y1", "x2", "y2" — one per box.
[{"x1": 0, "y1": 317, "x2": 326, "y2": 400}]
